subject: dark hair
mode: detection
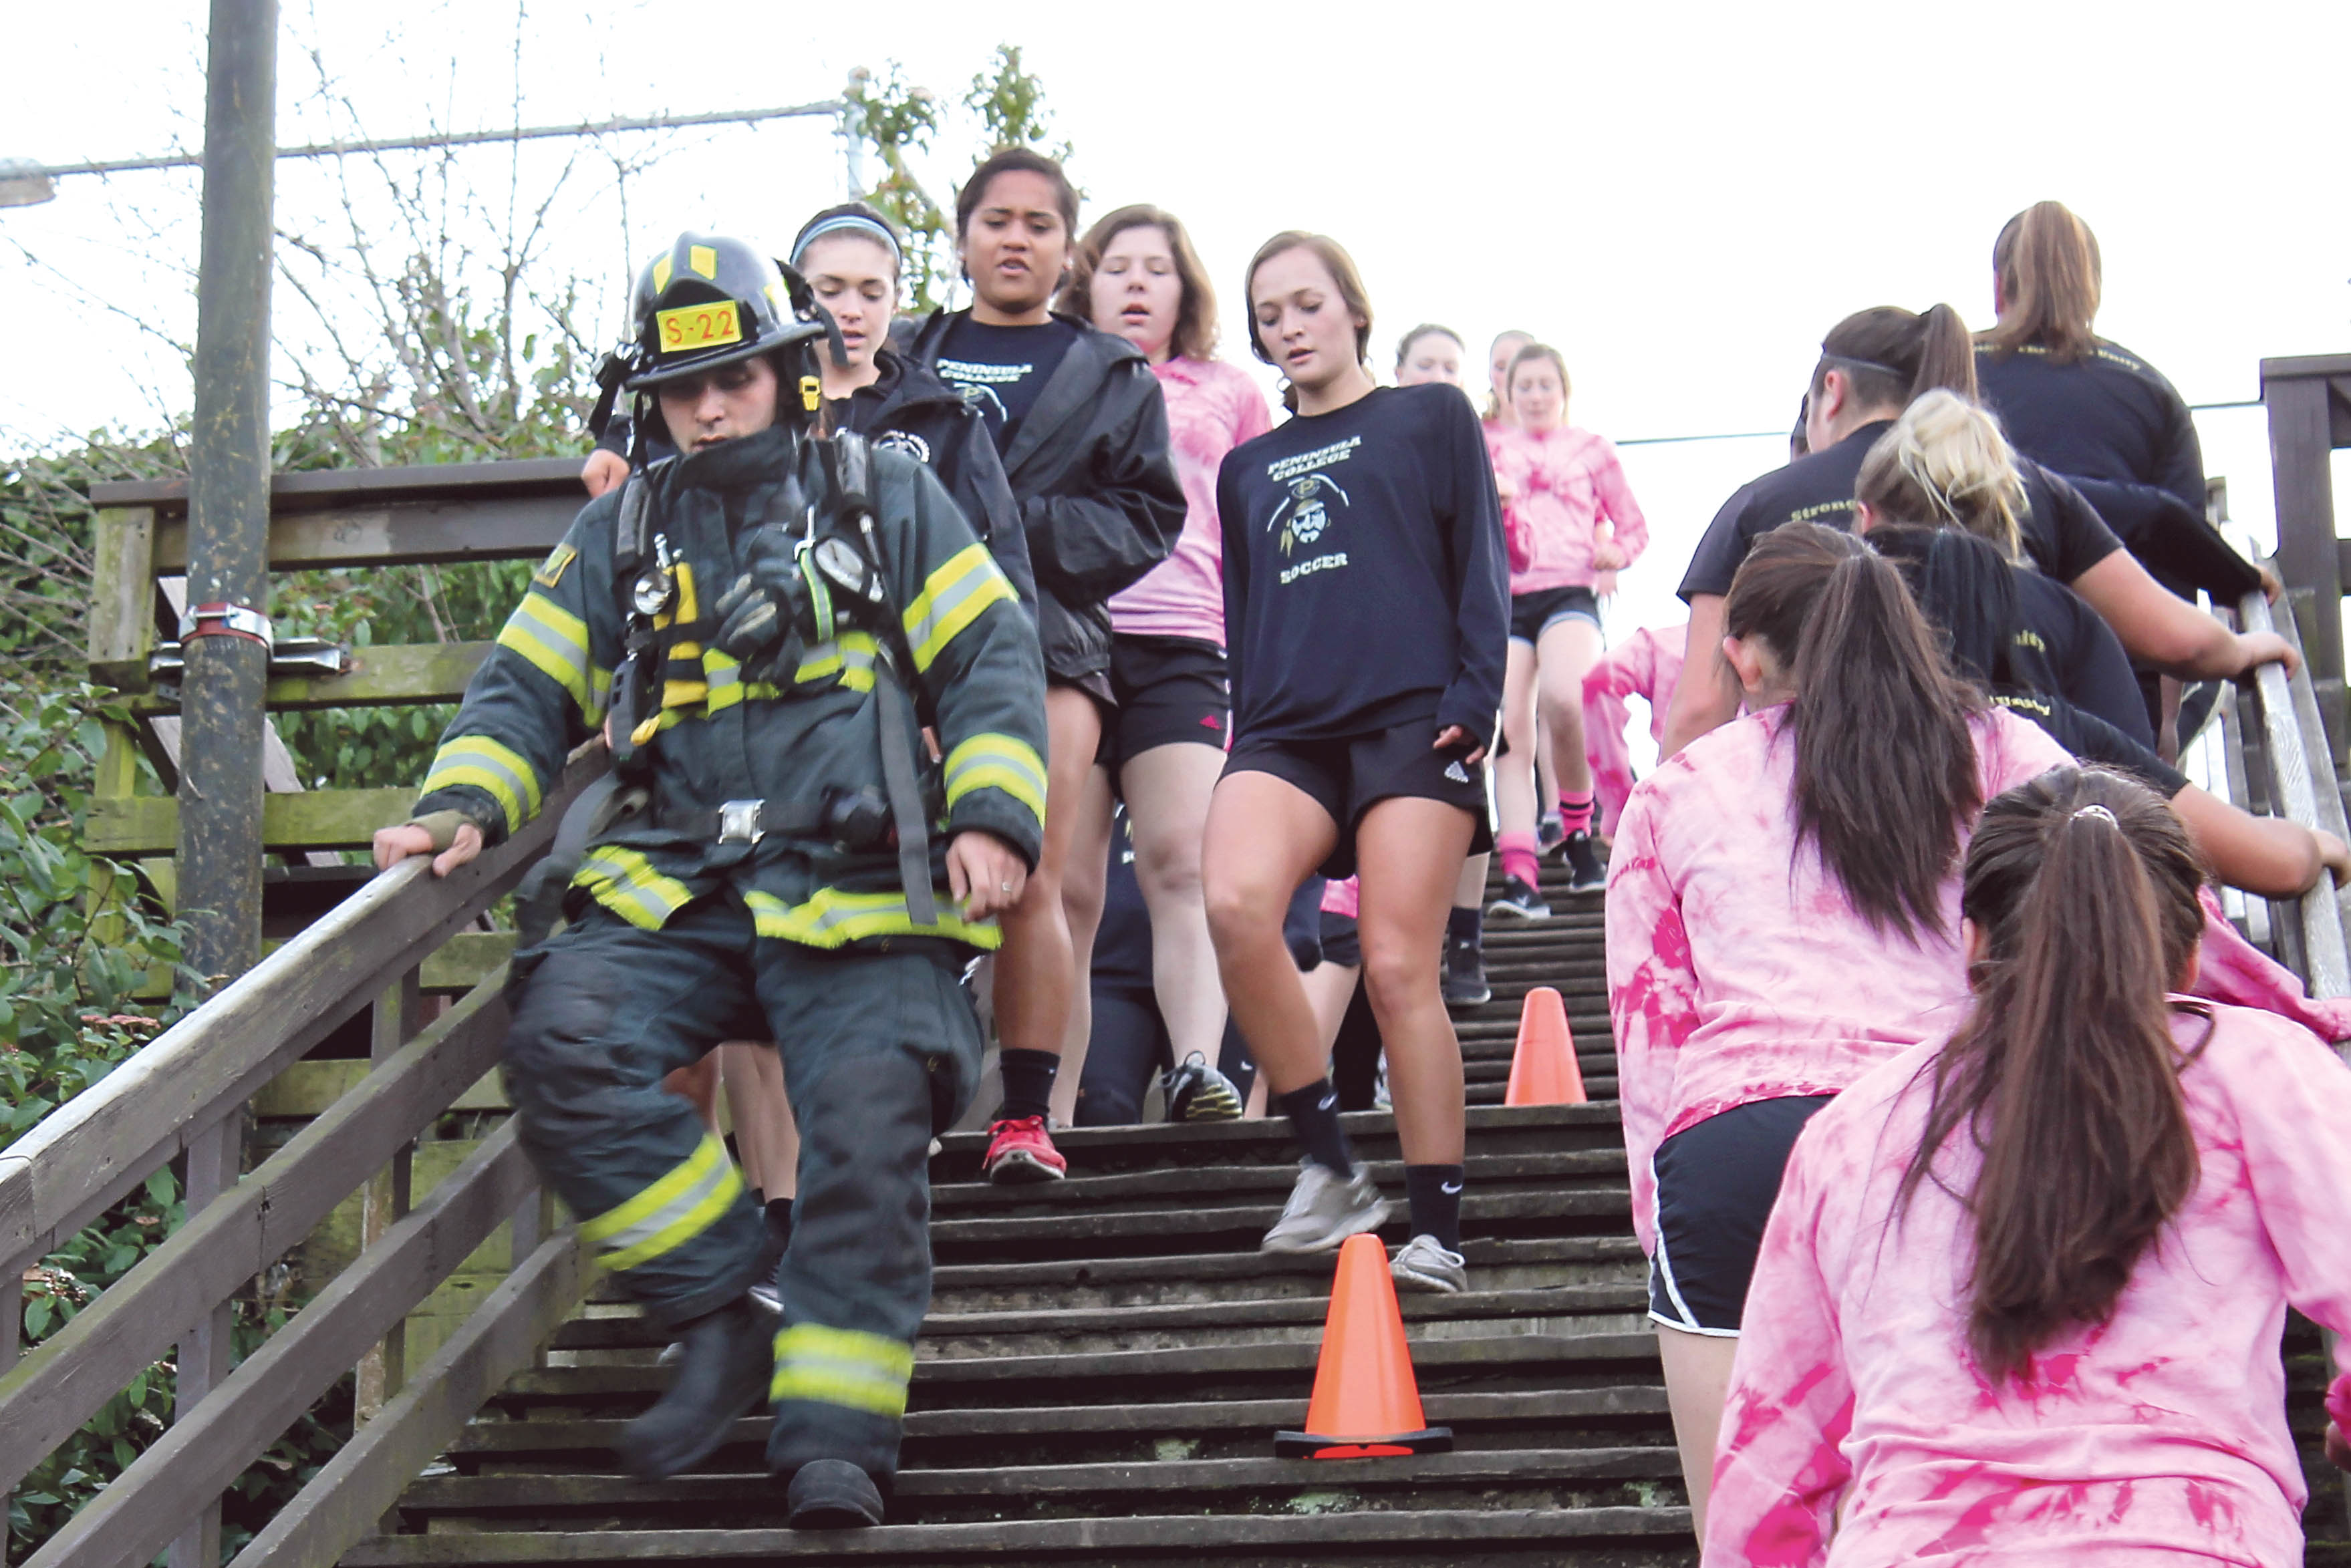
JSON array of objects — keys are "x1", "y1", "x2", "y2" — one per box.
[
  {"x1": 1867, "y1": 524, "x2": 2021, "y2": 693},
  {"x1": 1060, "y1": 203, "x2": 1218, "y2": 360},
  {"x1": 1898, "y1": 766, "x2": 2207, "y2": 1385},
  {"x1": 1810, "y1": 304, "x2": 1977, "y2": 414},
  {"x1": 1395, "y1": 322, "x2": 1463, "y2": 370},
  {"x1": 1723, "y1": 524, "x2": 1985, "y2": 941},
  {"x1": 1242, "y1": 231, "x2": 1374, "y2": 383},
  {"x1": 954, "y1": 147, "x2": 1079, "y2": 240},
  {"x1": 790, "y1": 201, "x2": 904, "y2": 279},
  {"x1": 1980, "y1": 200, "x2": 2103, "y2": 364},
  {"x1": 1506, "y1": 342, "x2": 1571, "y2": 408}
]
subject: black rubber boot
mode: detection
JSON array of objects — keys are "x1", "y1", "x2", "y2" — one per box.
[
  {"x1": 615, "y1": 1295, "x2": 771, "y2": 1480},
  {"x1": 786, "y1": 1457, "x2": 886, "y2": 1528}
]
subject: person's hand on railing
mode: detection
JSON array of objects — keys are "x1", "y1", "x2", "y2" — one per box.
[
  {"x1": 581, "y1": 449, "x2": 629, "y2": 499},
  {"x1": 2232, "y1": 630, "x2": 2300, "y2": 680},
  {"x1": 373, "y1": 810, "x2": 485, "y2": 878},
  {"x1": 2257, "y1": 561, "x2": 2285, "y2": 604},
  {"x1": 2320, "y1": 830, "x2": 2351, "y2": 889}
]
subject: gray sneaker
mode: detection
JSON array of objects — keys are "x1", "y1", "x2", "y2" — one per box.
[
  {"x1": 1260, "y1": 1159, "x2": 1391, "y2": 1253},
  {"x1": 1389, "y1": 1233, "x2": 1468, "y2": 1293}
]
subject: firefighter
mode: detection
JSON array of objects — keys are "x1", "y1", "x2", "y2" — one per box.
[{"x1": 371, "y1": 232, "x2": 1047, "y2": 1529}]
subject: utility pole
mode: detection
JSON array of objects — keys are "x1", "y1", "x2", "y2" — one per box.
[{"x1": 172, "y1": 6, "x2": 275, "y2": 1567}]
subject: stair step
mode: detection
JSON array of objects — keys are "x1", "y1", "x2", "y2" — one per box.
[
  {"x1": 924, "y1": 1150, "x2": 1625, "y2": 1215},
  {"x1": 400, "y1": 1447, "x2": 1683, "y2": 1531},
  {"x1": 448, "y1": 1386, "x2": 1676, "y2": 1470},
  {"x1": 345, "y1": 1505, "x2": 1696, "y2": 1566}
]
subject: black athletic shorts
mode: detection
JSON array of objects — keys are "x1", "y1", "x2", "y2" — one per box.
[
  {"x1": 1224, "y1": 719, "x2": 1494, "y2": 881},
  {"x1": 1508, "y1": 585, "x2": 1602, "y2": 645},
  {"x1": 1647, "y1": 1094, "x2": 1834, "y2": 1334},
  {"x1": 1318, "y1": 909, "x2": 1361, "y2": 969},
  {"x1": 1101, "y1": 634, "x2": 1228, "y2": 770}
]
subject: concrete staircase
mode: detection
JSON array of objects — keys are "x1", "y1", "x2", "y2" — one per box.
[{"x1": 343, "y1": 863, "x2": 1699, "y2": 1565}]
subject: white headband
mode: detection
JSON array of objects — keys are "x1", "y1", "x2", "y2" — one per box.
[{"x1": 791, "y1": 214, "x2": 902, "y2": 268}]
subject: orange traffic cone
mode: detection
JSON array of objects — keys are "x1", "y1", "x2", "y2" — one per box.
[
  {"x1": 1274, "y1": 1234, "x2": 1454, "y2": 1458},
  {"x1": 1504, "y1": 985, "x2": 1587, "y2": 1106}
]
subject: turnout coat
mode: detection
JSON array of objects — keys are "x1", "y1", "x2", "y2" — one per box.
[{"x1": 413, "y1": 423, "x2": 1048, "y2": 951}]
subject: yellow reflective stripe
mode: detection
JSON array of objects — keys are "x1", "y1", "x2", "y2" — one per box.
[
  {"x1": 742, "y1": 887, "x2": 1001, "y2": 952},
  {"x1": 770, "y1": 1323, "x2": 915, "y2": 1417},
  {"x1": 793, "y1": 632, "x2": 878, "y2": 693},
  {"x1": 662, "y1": 679, "x2": 710, "y2": 708},
  {"x1": 420, "y1": 735, "x2": 543, "y2": 834},
  {"x1": 573, "y1": 845, "x2": 696, "y2": 930},
  {"x1": 902, "y1": 544, "x2": 1014, "y2": 673},
  {"x1": 579, "y1": 1135, "x2": 744, "y2": 1272},
  {"x1": 943, "y1": 733, "x2": 1046, "y2": 824},
  {"x1": 495, "y1": 591, "x2": 611, "y2": 724}
]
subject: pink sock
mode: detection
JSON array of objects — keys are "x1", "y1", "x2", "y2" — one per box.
[
  {"x1": 1557, "y1": 791, "x2": 1595, "y2": 837},
  {"x1": 1498, "y1": 832, "x2": 1540, "y2": 887}
]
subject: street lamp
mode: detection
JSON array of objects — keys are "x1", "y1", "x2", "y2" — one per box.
[{"x1": 0, "y1": 157, "x2": 56, "y2": 208}]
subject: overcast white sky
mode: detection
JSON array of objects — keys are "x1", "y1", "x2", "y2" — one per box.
[{"x1": 4, "y1": 0, "x2": 2348, "y2": 657}]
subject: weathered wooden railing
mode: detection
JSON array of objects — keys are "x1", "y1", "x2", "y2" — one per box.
[
  {"x1": 0, "y1": 742, "x2": 605, "y2": 1568},
  {"x1": 3, "y1": 458, "x2": 598, "y2": 1568},
  {"x1": 2237, "y1": 581, "x2": 2351, "y2": 997}
]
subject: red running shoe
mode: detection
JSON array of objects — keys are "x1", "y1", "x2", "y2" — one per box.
[{"x1": 983, "y1": 1116, "x2": 1067, "y2": 1184}]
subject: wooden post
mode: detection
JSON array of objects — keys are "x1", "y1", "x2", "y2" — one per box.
[
  {"x1": 355, "y1": 970, "x2": 422, "y2": 1425},
  {"x1": 2262, "y1": 359, "x2": 2348, "y2": 765},
  {"x1": 175, "y1": 0, "x2": 278, "y2": 1002},
  {"x1": 168, "y1": 1114, "x2": 242, "y2": 1568}
]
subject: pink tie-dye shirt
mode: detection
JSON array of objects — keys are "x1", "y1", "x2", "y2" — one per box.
[
  {"x1": 1709, "y1": 1002, "x2": 2351, "y2": 1567},
  {"x1": 1106, "y1": 356, "x2": 1273, "y2": 643},
  {"x1": 1485, "y1": 424, "x2": 1649, "y2": 595},
  {"x1": 1582, "y1": 622, "x2": 1687, "y2": 840},
  {"x1": 1604, "y1": 703, "x2": 2071, "y2": 1254}
]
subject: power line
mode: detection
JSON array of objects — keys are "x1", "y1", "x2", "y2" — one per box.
[
  {"x1": 13, "y1": 100, "x2": 846, "y2": 179},
  {"x1": 1614, "y1": 397, "x2": 2267, "y2": 450}
]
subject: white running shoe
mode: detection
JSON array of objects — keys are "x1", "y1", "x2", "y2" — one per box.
[
  {"x1": 1389, "y1": 1233, "x2": 1468, "y2": 1294},
  {"x1": 1260, "y1": 1158, "x2": 1391, "y2": 1253}
]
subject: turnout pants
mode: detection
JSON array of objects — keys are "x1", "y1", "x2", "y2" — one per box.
[{"x1": 503, "y1": 895, "x2": 983, "y2": 1478}]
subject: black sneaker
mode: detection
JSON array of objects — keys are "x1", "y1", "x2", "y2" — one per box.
[
  {"x1": 1487, "y1": 875, "x2": 1551, "y2": 921},
  {"x1": 1161, "y1": 1051, "x2": 1244, "y2": 1122},
  {"x1": 1563, "y1": 830, "x2": 1607, "y2": 894},
  {"x1": 1537, "y1": 812, "x2": 1566, "y2": 854},
  {"x1": 1441, "y1": 937, "x2": 1491, "y2": 1009}
]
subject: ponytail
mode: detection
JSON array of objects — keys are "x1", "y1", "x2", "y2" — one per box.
[
  {"x1": 1813, "y1": 305, "x2": 1979, "y2": 418},
  {"x1": 1854, "y1": 389, "x2": 2027, "y2": 561},
  {"x1": 1723, "y1": 524, "x2": 1984, "y2": 942},
  {"x1": 1898, "y1": 768, "x2": 2207, "y2": 1385},
  {"x1": 1980, "y1": 200, "x2": 2103, "y2": 363}
]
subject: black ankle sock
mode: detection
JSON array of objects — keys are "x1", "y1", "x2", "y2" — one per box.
[
  {"x1": 1277, "y1": 1078, "x2": 1355, "y2": 1177},
  {"x1": 1446, "y1": 905, "x2": 1482, "y2": 948},
  {"x1": 765, "y1": 1197, "x2": 794, "y2": 1246},
  {"x1": 1403, "y1": 1164, "x2": 1465, "y2": 1252},
  {"x1": 998, "y1": 1048, "x2": 1059, "y2": 1122}
]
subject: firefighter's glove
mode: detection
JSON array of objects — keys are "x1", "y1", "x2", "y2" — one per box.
[{"x1": 712, "y1": 524, "x2": 813, "y2": 685}]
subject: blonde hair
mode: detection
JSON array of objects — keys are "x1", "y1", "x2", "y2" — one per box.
[{"x1": 1854, "y1": 389, "x2": 2028, "y2": 561}]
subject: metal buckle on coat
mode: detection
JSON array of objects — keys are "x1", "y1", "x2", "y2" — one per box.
[{"x1": 716, "y1": 799, "x2": 766, "y2": 845}]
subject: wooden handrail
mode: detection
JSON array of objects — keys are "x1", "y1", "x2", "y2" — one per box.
[
  {"x1": 0, "y1": 967, "x2": 511, "y2": 1491},
  {"x1": 2238, "y1": 584, "x2": 2351, "y2": 999},
  {"x1": 0, "y1": 743, "x2": 605, "y2": 1285}
]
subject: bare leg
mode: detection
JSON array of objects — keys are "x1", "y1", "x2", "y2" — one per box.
[
  {"x1": 1302, "y1": 961, "x2": 1364, "y2": 1058},
  {"x1": 1047, "y1": 762, "x2": 1117, "y2": 1126},
  {"x1": 1202, "y1": 773, "x2": 1339, "y2": 1097},
  {"x1": 1353, "y1": 798, "x2": 1475, "y2": 1166},
  {"x1": 718, "y1": 1043, "x2": 797, "y2": 1201},
  {"x1": 1536, "y1": 618, "x2": 1605, "y2": 799},
  {"x1": 1657, "y1": 1324, "x2": 1740, "y2": 1542},
  {"x1": 992, "y1": 688, "x2": 1106, "y2": 1072},
  {"x1": 1123, "y1": 741, "x2": 1231, "y2": 1064},
  {"x1": 1452, "y1": 854, "x2": 1488, "y2": 909},
  {"x1": 1494, "y1": 640, "x2": 1542, "y2": 844},
  {"x1": 663, "y1": 1054, "x2": 722, "y2": 1138}
]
